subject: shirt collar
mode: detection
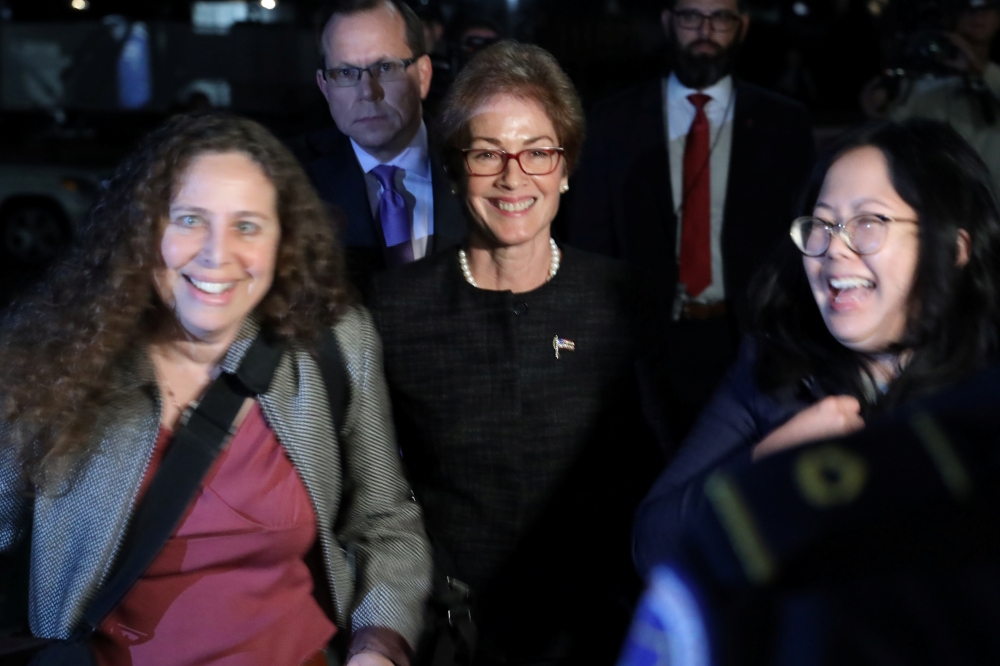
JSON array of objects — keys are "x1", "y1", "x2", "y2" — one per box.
[
  {"x1": 351, "y1": 121, "x2": 431, "y2": 179},
  {"x1": 666, "y1": 72, "x2": 734, "y2": 111}
]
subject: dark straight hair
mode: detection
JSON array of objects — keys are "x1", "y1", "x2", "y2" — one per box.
[{"x1": 749, "y1": 119, "x2": 1000, "y2": 414}]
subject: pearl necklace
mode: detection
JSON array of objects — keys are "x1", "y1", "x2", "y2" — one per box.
[{"x1": 458, "y1": 238, "x2": 561, "y2": 289}]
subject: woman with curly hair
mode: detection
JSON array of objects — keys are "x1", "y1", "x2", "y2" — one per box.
[
  {"x1": 0, "y1": 113, "x2": 430, "y2": 666},
  {"x1": 634, "y1": 119, "x2": 1000, "y2": 573}
]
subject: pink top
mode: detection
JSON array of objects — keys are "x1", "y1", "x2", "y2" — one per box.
[{"x1": 93, "y1": 403, "x2": 336, "y2": 666}]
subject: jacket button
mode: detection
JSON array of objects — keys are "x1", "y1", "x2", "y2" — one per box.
[{"x1": 513, "y1": 302, "x2": 528, "y2": 316}]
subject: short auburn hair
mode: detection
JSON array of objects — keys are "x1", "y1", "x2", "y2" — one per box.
[{"x1": 437, "y1": 41, "x2": 585, "y2": 182}]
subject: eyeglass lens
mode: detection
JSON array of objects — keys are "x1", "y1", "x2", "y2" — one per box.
[
  {"x1": 466, "y1": 149, "x2": 561, "y2": 176},
  {"x1": 792, "y1": 216, "x2": 888, "y2": 256},
  {"x1": 327, "y1": 60, "x2": 410, "y2": 86},
  {"x1": 674, "y1": 9, "x2": 741, "y2": 31}
]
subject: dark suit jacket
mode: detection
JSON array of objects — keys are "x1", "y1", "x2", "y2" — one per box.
[
  {"x1": 293, "y1": 126, "x2": 468, "y2": 294},
  {"x1": 368, "y1": 247, "x2": 666, "y2": 663},
  {"x1": 563, "y1": 78, "x2": 816, "y2": 327},
  {"x1": 633, "y1": 339, "x2": 809, "y2": 576},
  {"x1": 626, "y1": 362, "x2": 1000, "y2": 666}
]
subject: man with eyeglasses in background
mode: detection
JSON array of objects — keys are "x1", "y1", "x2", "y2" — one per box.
[
  {"x1": 564, "y1": 0, "x2": 815, "y2": 441},
  {"x1": 296, "y1": 0, "x2": 467, "y2": 294}
]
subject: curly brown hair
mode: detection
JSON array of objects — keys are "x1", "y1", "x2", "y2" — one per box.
[{"x1": 0, "y1": 112, "x2": 351, "y2": 488}]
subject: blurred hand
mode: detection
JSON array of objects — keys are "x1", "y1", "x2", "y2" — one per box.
[
  {"x1": 947, "y1": 32, "x2": 990, "y2": 75},
  {"x1": 346, "y1": 653, "x2": 394, "y2": 666},
  {"x1": 752, "y1": 395, "x2": 864, "y2": 461}
]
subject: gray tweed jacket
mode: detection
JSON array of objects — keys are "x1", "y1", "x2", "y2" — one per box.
[{"x1": 0, "y1": 306, "x2": 432, "y2": 651}]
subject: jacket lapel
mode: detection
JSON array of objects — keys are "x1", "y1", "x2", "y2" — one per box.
[
  {"x1": 307, "y1": 132, "x2": 379, "y2": 249},
  {"x1": 723, "y1": 81, "x2": 752, "y2": 237},
  {"x1": 220, "y1": 318, "x2": 349, "y2": 624},
  {"x1": 647, "y1": 80, "x2": 676, "y2": 237},
  {"x1": 30, "y1": 353, "x2": 161, "y2": 638},
  {"x1": 428, "y1": 153, "x2": 467, "y2": 254},
  {"x1": 621, "y1": 81, "x2": 677, "y2": 286},
  {"x1": 721, "y1": 80, "x2": 757, "y2": 295}
]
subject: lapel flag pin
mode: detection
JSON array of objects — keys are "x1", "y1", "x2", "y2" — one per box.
[{"x1": 552, "y1": 336, "x2": 576, "y2": 360}]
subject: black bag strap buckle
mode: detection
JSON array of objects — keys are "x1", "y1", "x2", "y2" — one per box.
[
  {"x1": 445, "y1": 576, "x2": 471, "y2": 599},
  {"x1": 446, "y1": 607, "x2": 472, "y2": 628}
]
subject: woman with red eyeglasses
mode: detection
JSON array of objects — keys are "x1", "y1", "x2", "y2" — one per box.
[{"x1": 367, "y1": 41, "x2": 670, "y2": 666}]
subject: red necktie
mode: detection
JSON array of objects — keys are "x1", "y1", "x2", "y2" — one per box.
[{"x1": 679, "y1": 92, "x2": 712, "y2": 298}]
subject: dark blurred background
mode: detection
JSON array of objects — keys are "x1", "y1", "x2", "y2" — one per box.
[{"x1": 0, "y1": 0, "x2": 982, "y2": 302}]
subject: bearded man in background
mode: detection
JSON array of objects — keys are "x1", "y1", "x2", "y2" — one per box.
[{"x1": 564, "y1": 0, "x2": 816, "y2": 440}]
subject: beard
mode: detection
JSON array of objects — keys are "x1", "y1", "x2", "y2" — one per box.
[{"x1": 667, "y1": 26, "x2": 744, "y2": 90}]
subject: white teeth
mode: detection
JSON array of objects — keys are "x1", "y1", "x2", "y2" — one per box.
[
  {"x1": 496, "y1": 199, "x2": 535, "y2": 212},
  {"x1": 829, "y1": 277, "x2": 875, "y2": 290},
  {"x1": 189, "y1": 277, "x2": 234, "y2": 294}
]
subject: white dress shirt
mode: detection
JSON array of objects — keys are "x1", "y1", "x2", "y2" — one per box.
[
  {"x1": 352, "y1": 121, "x2": 435, "y2": 260},
  {"x1": 663, "y1": 73, "x2": 736, "y2": 304}
]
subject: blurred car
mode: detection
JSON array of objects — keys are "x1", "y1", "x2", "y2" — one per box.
[{"x1": 0, "y1": 163, "x2": 106, "y2": 265}]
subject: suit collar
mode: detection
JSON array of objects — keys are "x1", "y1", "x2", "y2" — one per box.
[
  {"x1": 351, "y1": 121, "x2": 431, "y2": 179},
  {"x1": 429, "y1": 154, "x2": 465, "y2": 253},
  {"x1": 636, "y1": 80, "x2": 673, "y2": 227},
  {"x1": 663, "y1": 74, "x2": 735, "y2": 141},
  {"x1": 307, "y1": 124, "x2": 467, "y2": 254}
]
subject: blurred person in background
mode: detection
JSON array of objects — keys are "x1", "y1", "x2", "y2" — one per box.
[
  {"x1": 368, "y1": 41, "x2": 668, "y2": 666},
  {"x1": 297, "y1": 0, "x2": 467, "y2": 294},
  {"x1": 0, "y1": 114, "x2": 431, "y2": 666},
  {"x1": 564, "y1": 0, "x2": 815, "y2": 441},
  {"x1": 451, "y1": 18, "x2": 503, "y2": 63},
  {"x1": 414, "y1": 3, "x2": 447, "y2": 57},
  {"x1": 423, "y1": 15, "x2": 505, "y2": 122},
  {"x1": 879, "y1": 0, "x2": 1000, "y2": 192},
  {"x1": 634, "y1": 120, "x2": 1000, "y2": 573}
]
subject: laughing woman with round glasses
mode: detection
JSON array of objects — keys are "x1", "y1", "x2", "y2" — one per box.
[
  {"x1": 634, "y1": 119, "x2": 1000, "y2": 573},
  {"x1": 367, "y1": 41, "x2": 669, "y2": 665}
]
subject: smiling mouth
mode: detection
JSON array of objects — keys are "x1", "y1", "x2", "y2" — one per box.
[
  {"x1": 186, "y1": 276, "x2": 235, "y2": 295},
  {"x1": 492, "y1": 198, "x2": 536, "y2": 213},
  {"x1": 829, "y1": 276, "x2": 875, "y2": 303}
]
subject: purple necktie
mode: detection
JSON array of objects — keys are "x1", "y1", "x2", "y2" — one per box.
[{"x1": 371, "y1": 164, "x2": 414, "y2": 266}]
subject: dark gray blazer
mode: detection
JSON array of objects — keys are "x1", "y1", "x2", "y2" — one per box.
[
  {"x1": 0, "y1": 308, "x2": 432, "y2": 649},
  {"x1": 295, "y1": 126, "x2": 468, "y2": 295}
]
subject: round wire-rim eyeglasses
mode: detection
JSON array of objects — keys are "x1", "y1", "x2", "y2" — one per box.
[
  {"x1": 789, "y1": 214, "x2": 918, "y2": 256},
  {"x1": 461, "y1": 147, "x2": 565, "y2": 177}
]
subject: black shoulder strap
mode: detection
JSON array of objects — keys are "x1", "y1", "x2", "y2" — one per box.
[
  {"x1": 76, "y1": 333, "x2": 284, "y2": 633},
  {"x1": 315, "y1": 329, "x2": 350, "y2": 437}
]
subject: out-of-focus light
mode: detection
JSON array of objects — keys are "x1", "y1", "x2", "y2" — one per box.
[
  {"x1": 71, "y1": 0, "x2": 89, "y2": 9},
  {"x1": 261, "y1": 0, "x2": 276, "y2": 9},
  {"x1": 792, "y1": 1, "x2": 809, "y2": 16}
]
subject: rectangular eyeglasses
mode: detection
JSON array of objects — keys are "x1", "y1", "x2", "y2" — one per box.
[
  {"x1": 321, "y1": 58, "x2": 418, "y2": 87},
  {"x1": 461, "y1": 148, "x2": 565, "y2": 176},
  {"x1": 672, "y1": 9, "x2": 742, "y2": 32}
]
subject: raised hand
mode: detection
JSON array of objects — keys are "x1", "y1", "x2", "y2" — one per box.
[{"x1": 752, "y1": 395, "x2": 864, "y2": 461}]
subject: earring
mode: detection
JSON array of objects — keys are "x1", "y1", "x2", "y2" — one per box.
[{"x1": 559, "y1": 183, "x2": 569, "y2": 194}]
